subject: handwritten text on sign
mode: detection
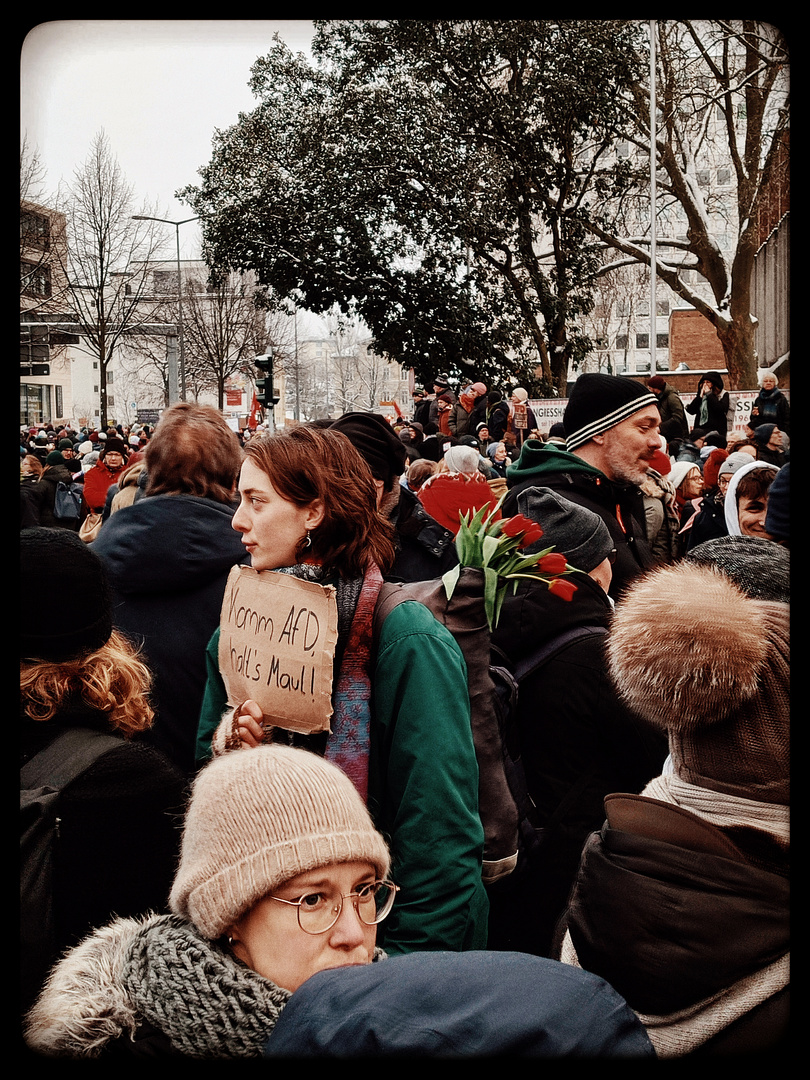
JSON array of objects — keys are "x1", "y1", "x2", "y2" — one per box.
[{"x1": 218, "y1": 566, "x2": 338, "y2": 734}]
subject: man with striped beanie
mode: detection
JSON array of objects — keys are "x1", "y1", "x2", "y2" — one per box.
[{"x1": 503, "y1": 374, "x2": 660, "y2": 598}]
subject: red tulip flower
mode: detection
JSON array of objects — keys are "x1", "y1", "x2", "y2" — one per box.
[
  {"x1": 537, "y1": 552, "x2": 569, "y2": 575},
  {"x1": 548, "y1": 577, "x2": 578, "y2": 601},
  {"x1": 500, "y1": 514, "x2": 544, "y2": 548}
]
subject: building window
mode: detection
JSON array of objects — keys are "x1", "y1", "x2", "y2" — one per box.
[
  {"x1": 616, "y1": 141, "x2": 630, "y2": 159},
  {"x1": 152, "y1": 269, "x2": 179, "y2": 294},
  {"x1": 616, "y1": 334, "x2": 629, "y2": 349},
  {"x1": 717, "y1": 167, "x2": 731, "y2": 186},
  {"x1": 21, "y1": 209, "x2": 51, "y2": 250},
  {"x1": 21, "y1": 260, "x2": 52, "y2": 298},
  {"x1": 636, "y1": 333, "x2": 650, "y2": 350},
  {"x1": 656, "y1": 333, "x2": 670, "y2": 349},
  {"x1": 656, "y1": 300, "x2": 670, "y2": 316}
]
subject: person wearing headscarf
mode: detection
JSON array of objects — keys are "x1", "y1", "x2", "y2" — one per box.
[{"x1": 507, "y1": 387, "x2": 538, "y2": 449}]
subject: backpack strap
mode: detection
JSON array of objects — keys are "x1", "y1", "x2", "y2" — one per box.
[
  {"x1": 491, "y1": 625, "x2": 609, "y2": 843},
  {"x1": 604, "y1": 793, "x2": 749, "y2": 861},
  {"x1": 371, "y1": 580, "x2": 413, "y2": 656},
  {"x1": 21, "y1": 727, "x2": 123, "y2": 792},
  {"x1": 493, "y1": 624, "x2": 608, "y2": 684}
]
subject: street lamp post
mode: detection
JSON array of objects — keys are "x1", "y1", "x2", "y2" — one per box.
[{"x1": 132, "y1": 215, "x2": 200, "y2": 401}]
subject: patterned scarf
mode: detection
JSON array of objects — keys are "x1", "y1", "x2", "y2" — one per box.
[
  {"x1": 276, "y1": 560, "x2": 384, "y2": 803},
  {"x1": 325, "y1": 560, "x2": 383, "y2": 802}
]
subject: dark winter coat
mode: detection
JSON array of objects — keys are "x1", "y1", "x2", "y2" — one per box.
[
  {"x1": 486, "y1": 399, "x2": 511, "y2": 441},
  {"x1": 503, "y1": 442, "x2": 655, "y2": 599},
  {"x1": 653, "y1": 383, "x2": 688, "y2": 438},
  {"x1": 388, "y1": 485, "x2": 459, "y2": 583},
  {"x1": 447, "y1": 401, "x2": 475, "y2": 438},
  {"x1": 684, "y1": 490, "x2": 728, "y2": 551},
  {"x1": 412, "y1": 397, "x2": 432, "y2": 428},
  {"x1": 20, "y1": 706, "x2": 187, "y2": 1016},
  {"x1": 91, "y1": 494, "x2": 249, "y2": 776},
  {"x1": 560, "y1": 806, "x2": 789, "y2": 1056},
  {"x1": 486, "y1": 574, "x2": 667, "y2": 957},
  {"x1": 30, "y1": 462, "x2": 81, "y2": 530},
  {"x1": 264, "y1": 949, "x2": 656, "y2": 1058},
  {"x1": 749, "y1": 387, "x2": 790, "y2": 436},
  {"x1": 685, "y1": 372, "x2": 731, "y2": 435}
]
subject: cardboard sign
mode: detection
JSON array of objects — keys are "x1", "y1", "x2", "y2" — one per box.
[
  {"x1": 512, "y1": 403, "x2": 528, "y2": 429},
  {"x1": 218, "y1": 566, "x2": 338, "y2": 735}
]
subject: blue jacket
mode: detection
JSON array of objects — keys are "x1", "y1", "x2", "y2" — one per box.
[{"x1": 264, "y1": 950, "x2": 656, "y2": 1058}]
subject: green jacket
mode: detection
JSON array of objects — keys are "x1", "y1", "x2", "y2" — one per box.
[{"x1": 196, "y1": 600, "x2": 489, "y2": 955}]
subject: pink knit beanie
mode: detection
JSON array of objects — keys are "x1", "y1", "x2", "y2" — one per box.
[{"x1": 170, "y1": 745, "x2": 391, "y2": 938}]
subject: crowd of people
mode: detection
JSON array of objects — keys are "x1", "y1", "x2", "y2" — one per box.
[{"x1": 20, "y1": 367, "x2": 789, "y2": 1059}]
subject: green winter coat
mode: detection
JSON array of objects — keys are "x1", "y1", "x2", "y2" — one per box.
[{"x1": 196, "y1": 600, "x2": 489, "y2": 956}]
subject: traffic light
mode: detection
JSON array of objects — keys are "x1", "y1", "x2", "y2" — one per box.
[{"x1": 254, "y1": 353, "x2": 281, "y2": 408}]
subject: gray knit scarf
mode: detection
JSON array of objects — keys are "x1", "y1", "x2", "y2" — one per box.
[{"x1": 122, "y1": 915, "x2": 291, "y2": 1058}]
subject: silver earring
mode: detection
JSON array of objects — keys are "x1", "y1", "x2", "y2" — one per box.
[{"x1": 303, "y1": 531, "x2": 312, "y2": 550}]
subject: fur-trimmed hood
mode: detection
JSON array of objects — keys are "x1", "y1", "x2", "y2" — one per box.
[
  {"x1": 24, "y1": 914, "x2": 156, "y2": 1058},
  {"x1": 607, "y1": 561, "x2": 789, "y2": 804}
]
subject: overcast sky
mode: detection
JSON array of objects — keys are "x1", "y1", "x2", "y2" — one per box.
[{"x1": 20, "y1": 20, "x2": 317, "y2": 258}]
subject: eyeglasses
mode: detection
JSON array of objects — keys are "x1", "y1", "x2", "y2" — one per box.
[
  {"x1": 269, "y1": 879, "x2": 399, "y2": 935},
  {"x1": 607, "y1": 549, "x2": 618, "y2": 565}
]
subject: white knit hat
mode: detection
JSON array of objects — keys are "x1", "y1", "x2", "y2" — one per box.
[{"x1": 170, "y1": 745, "x2": 391, "y2": 938}]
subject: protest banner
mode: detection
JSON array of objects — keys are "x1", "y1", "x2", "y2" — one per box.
[{"x1": 218, "y1": 566, "x2": 338, "y2": 734}]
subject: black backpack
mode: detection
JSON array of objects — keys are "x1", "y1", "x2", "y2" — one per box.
[
  {"x1": 373, "y1": 573, "x2": 606, "y2": 885},
  {"x1": 53, "y1": 480, "x2": 83, "y2": 522},
  {"x1": 490, "y1": 624, "x2": 608, "y2": 861},
  {"x1": 20, "y1": 727, "x2": 122, "y2": 1011}
]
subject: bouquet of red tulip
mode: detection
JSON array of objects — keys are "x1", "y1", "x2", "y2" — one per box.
[{"x1": 443, "y1": 498, "x2": 579, "y2": 630}]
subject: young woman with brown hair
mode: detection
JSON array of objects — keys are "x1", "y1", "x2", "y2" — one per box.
[{"x1": 196, "y1": 424, "x2": 489, "y2": 958}]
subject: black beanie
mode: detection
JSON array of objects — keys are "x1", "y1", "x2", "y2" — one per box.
[
  {"x1": 20, "y1": 529, "x2": 113, "y2": 661},
  {"x1": 564, "y1": 374, "x2": 657, "y2": 451},
  {"x1": 330, "y1": 412, "x2": 407, "y2": 489}
]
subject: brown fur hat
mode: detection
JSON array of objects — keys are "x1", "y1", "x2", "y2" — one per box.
[{"x1": 607, "y1": 561, "x2": 789, "y2": 804}]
